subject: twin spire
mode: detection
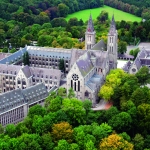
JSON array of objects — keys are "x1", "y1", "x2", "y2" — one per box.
[
  {"x1": 109, "y1": 14, "x2": 116, "y2": 35},
  {"x1": 86, "y1": 13, "x2": 116, "y2": 34},
  {"x1": 86, "y1": 13, "x2": 95, "y2": 33}
]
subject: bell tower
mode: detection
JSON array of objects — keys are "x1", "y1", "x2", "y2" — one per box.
[
  {"x1": 85, "y1": 14, "x2": 96, "y2": 50},
  {"x1": 107, "y1": 15, "x2": 118, "y2": 69}
]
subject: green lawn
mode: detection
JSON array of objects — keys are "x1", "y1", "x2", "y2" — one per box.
[{"x1": 66, "y1": 5, "x2": 142, "y2": 22}]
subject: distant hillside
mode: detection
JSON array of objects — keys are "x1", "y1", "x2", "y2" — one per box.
[
  {"x1": 0, "y1": 0, "x2": 104, "y2": 22},
  {"x1": 66, "y1": 5, "x2": 142, "y2": 22}
]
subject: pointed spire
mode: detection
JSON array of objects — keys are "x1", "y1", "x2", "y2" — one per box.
[
  {"x1": 86, "y1": 13, "x2": 94, "y2": 32},
  {"x1": 109, "y1": 14, "x2": 116, "y2": 35}
]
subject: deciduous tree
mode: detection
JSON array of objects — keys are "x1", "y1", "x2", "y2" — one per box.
[
  {"x1": 52, "y1": 122, "x2": 73, "y2": 143},
  {"x1": 100, "y1": 134, "x2": 133, "y2": 150}
]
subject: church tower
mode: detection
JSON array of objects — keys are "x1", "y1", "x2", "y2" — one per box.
[
  {"x1": 85, "y1": 14, "x2": 96, "y2": 50},
  {"x1": 107, "y1": 15, "x2": 118, "y2": 69}
]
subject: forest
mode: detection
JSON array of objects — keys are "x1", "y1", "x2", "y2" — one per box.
[
  {"x1": 1, "y1": 10, "x2": 150, "y2": 55},
  {"x1": 1, "y1": 0, "x2": 150, "y2": 54},
  {"x1": 0, "y1": 67, "x2": 150, "y2": 149}
]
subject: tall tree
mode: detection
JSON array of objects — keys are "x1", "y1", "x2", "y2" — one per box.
[{"x1": 135, "y1": 66, "x2": 150, "y2": 85}]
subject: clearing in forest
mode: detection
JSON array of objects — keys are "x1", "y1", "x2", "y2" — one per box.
[{"x1": 66, "y1": 5, "x2": 142, "y2": 22}]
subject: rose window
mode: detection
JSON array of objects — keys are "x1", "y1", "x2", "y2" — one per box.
[{"x1": 72, "y1": 74, "x2": 79, "y2": 81}]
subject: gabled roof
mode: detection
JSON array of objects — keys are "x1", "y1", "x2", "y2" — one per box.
[
  {"x1": 122, "y1": 61, "x2": 132, "y2": 72},
  {"x1": 76, "y1": 52, "x2": 94, "y2": 77},
  {"x1": 70, "y1": 49, "x2": 86, "y2": 68},
  {"x1": 0, "y1": 47, "x2": 26, "y2": 64},
  {"x1": 21, "y1": 65, "x2": 32, "y2": 78},
  {"x1": 91, "y1": 39, "x2": 106, "y2": 51},
  {"x1": 0, "y1": 83, "x2": 48, "y2": 114},
  {"x1": 86, "y1": 14, "x2": 95, "y2": 33},
  {"x1": 22, "y1": 83, "x2": 48, "y2": 104}
]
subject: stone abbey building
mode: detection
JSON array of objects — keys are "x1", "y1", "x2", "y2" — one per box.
[{"x1": 0, "y1": 15, "x2": 118, "y2": 106}]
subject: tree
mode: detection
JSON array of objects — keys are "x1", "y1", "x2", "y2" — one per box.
[
  {"x1": 41, "y1": 133, "x2": 54, "y2": 150},
  {"x1": 23, "y1": 52, "x2": 30, "y2": 66},
  {"x1": 70, "y1": 143, "x2": 79, "y2": 150},
  {"x1": 17, "y1": 133, "x2": 41, "y2": 150},
  {"x1": 118, "y1": 40, "x2": 127, "y2": 54},
  {"x1": 129, "y1": 48, "x2": 140, "y2": 59},
  {"x1": 5, "y1": 124, "x2": 16, "y2": 138},
  {"x1": 99, "y1": 84, "x2": 114, "y2": 100},
  {"x1": 62, "y1": 98, "x2": 86, "y2": 125},
  {"x1": 27, "y1": 104, "x2": 46, "y2": 118},
  {"x1": 54, "y1": 140, "x2": 70, "y2": 150},
  {"x1": 130, "y1": 86, "x2": 150, "y2": 106},
  {"x1": 135, "y1": 66, "x2": 150, "y2": 85},
  {"x1": 85, "y1": 140, "x2": 96, "y2": 150},
  {"x1": 97, "y1": 11, "x2": 108, "y2": 22},
  {"x1": 119, "y1": 132, "x2": 131, "y2": 142},
  {"x1": 57, "y1": 87, "x2": 67, "y2": 97},
  {"x1": 0, "y1": 124, "x2": 4, "y2": 134},
  {"x1": 68, "y1": 88, "x2": 75, "y2": 98},
  {"x1": 58, "y1": 3, "x2": 69, "y2": 17},
  {"x1": 137, "y1": 104, "x2": 150, "y2": 134},
  {"x1": 52, "y1": 122, "x2": 73, "y2": 143},
  {"x1": 108, "y1": 112, "x2": 132, "y2": 132},
  {"x1": 132, "y1": 134, "x2": 144, "y2": 150},
  {"x1": 83, "y1": 99, "x2": 92, "y2": 116},
  {"x1": 59, "y1": 59, "x2": 65, "y2": 72},
  {"x1": 47, "y1": 96, "x2": 63, "y2": 112},
  {"x1": 100, "y1": 134, "x2": 134, "y2": 150}
]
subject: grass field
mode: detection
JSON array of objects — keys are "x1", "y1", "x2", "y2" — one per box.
[{"x1": 66, "y1": 5, "x2": 142, "y2": 22}]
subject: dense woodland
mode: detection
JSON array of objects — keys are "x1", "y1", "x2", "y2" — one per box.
[
  {"x1": 1, "y1": 0, "x2": 150, "y2": 54},
  {"x1": 105, "y1": 0, "x2": 150, "y2": 20},
  {"x1": 0, "y1": 67, "x2": 150, "y2": 149}
]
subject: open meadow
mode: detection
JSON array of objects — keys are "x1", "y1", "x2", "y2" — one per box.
[{"x1": 66, "y1": 5, "x2": 142, "y2": 22}]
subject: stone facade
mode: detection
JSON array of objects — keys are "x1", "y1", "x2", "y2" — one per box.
[
  {"x1": 0, "y1": 15, "x2": 118, "y2": 106},
  {"x1": 123, "y1": 47, "x2": 150, "y2": 74},
  {"x1": 0, "y1": 83, "x2": 48, "y2": 126}
]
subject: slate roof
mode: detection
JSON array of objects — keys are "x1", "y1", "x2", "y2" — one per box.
[
  {"x1": 134, "y1": 58, "x2": 142, "y2": 70},
  {"x1": 27, "y1": 46, "x2": 71, "y2": 59},
  {"x1": 122, "y1": 61, "x2": 132, "y2": 72},
  {"x1": 0, "y1": 89, "x2": 24, "y2": 114},
  {"x1": 86, "y1": 14, "x2": 95, "y2": 33},
  {"x1": 0, "y1": 47, "x2": 26, "y2": 64},
  {"x1": 30, "y1": 67, "x2": 61, "y2": 80},
  {"x1": 0, "y1": 64, "x2": 21, "y2": 75},
  {"x1": 22, "y1": 83, "x2": 48, "y2": 104},
  {"x1": 91, "y1": 40, "x2": 106, "y2": 51},
  {"x1": 76, "y1": 52, "x2": 94, "y2": 77},
  {"x1": 70, "y1": 49, "x2": 86, "y2": 68},
  {"x1": 94, "y1": 51, "x2": 108, "y2": 68},
  {"x1": 0, "y1": 83, "x2": 48, "y2": 114},
  {"x1": 118, "y1": 53, "x2": 134, "y2": 59},
  {"x1": 21, "y1": 65, "x2": 32, "y2": 78}
]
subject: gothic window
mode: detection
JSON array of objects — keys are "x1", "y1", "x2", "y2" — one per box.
[
  {"x1": 74, "y1": 82, "x2": 76, "y2": 91},
  {"x1": 110, "y1": 37, "x2": 111, "y2": 43},
  {"x1": 85, "y1": 91, "x2": 89, "y2": 97},
  {"x1": 88, "y1": 36, "x2": 91, "y2": 41},
  {"x1": 17, "y1": 80, "x2": 21, "y2": 84},
  {"x1": 71, "y1": 80, "x2": 73, "y2": 88},
  {"x1": 78, "y1": 81, "x2": 80, "y2": 91},
  {"x1": 132, "y1": 68, "x2": 136, "y2": 72},
  {"x1": 72, "y1": 74, "x2": 79, "y2": 81},
  {"x1": 112, "y1": 46, "x2": 113, "y2": 53}
]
